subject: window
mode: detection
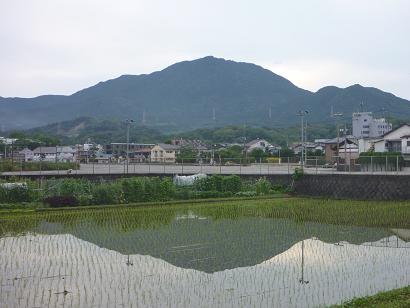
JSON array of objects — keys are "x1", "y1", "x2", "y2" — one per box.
[{"x1": 407, "y1": 141, "x2": 410, "y2": 147}]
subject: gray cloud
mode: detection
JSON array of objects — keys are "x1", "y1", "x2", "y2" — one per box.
[{"x1": 0, "y1": 0, "x2": 409, "y2": 99}]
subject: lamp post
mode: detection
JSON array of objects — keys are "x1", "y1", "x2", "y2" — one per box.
[
  {"x1": 297, "y1": 110, "x2": 309, "y2": 170},
  {"x1": 331, "y1": 111, "x2": 343, "y2": 169},
  {"x1": 124, "y1": 119, "x2": 134, "y2": 174}
]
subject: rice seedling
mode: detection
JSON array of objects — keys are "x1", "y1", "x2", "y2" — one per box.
[{"x1": 1, "y1": 198, "x2": 410, "y2": 307}]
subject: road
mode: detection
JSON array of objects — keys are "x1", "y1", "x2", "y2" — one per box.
[{"x1": 2, "y1": 163, "x2": 409, "y2": 177}]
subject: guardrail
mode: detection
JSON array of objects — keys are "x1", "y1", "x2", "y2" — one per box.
[{"x1": 1, "y1": 155, "x2": 407, "y2": 176}]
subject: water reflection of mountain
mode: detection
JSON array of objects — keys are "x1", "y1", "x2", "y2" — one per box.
[
  {"x1": 2, "y1": 234, "x2": 410, "y2": 308},
  {"x1": 36, "y1": 216, "x2": 394, "y2": 273}
]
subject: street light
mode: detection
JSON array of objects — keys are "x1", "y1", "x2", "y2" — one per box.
[
  {"x1": 124, "y1": 119, "x2": 134, "y2": 174},
  {"x1": 297, "y1": 110, "x2": 309, "y2": 170},
  {"x1": 331, "y1": 111, "x2": 343, "y2": 169}
]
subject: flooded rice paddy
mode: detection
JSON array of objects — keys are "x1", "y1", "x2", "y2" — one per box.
[{"x1": 1, "y1": 203, "x2": 410, "y2": 307}]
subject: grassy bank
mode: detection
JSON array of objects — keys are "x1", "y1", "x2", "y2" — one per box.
[
  {"x1": 0, "y1": 175, "x2": 285, "y2": 208},
  {"x1": 1, "y1": 197, "x2": 410, "y2": 230},
  {"x1": 0, "y1": 160, "x2": 79, "y2": 172},
  {"x1": 336, "y1": 285, "x2": 410, "y2": 307}
]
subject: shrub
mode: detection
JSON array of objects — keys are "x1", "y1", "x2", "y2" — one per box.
[
  {"x1": 43, "y1": 196, "x2": 79, "y2": 207},
  {"x1": 292, "y1": 168, "x2": 304, "y2": 181},
  {"x1": 266, "y1": 157, "x2": 280, "y2": 163},
  {"x1": 122, "y1": 178, "x2": 145, "y2": 203},
  {"x1": 0, "y1": 185, "x2": 31, "y2": 203},
  {"x1": 159, "y1": 178, "x2": 176, "y2": 201},
  {"x1": 194, "y1": 175, "x2": 225, "y2": 192},
  {"x1": 51, "y1": 178, "x2": 91, "y2": 199},
  {"x1": 221, "y1": 175, "x2": 242, "y2": 193},
  {"x1": 194, "y1": 177, "x2": 214, "y2": 191},
  {"x1": 92, "y1": 183, "x2": 121, "y2": 205},
  {"x1": 255, "y1": 178, "x2": 271, "y2": 195}
]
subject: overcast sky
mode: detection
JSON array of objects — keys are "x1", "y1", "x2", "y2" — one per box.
[{"x1": 1, "y1": 0, "x2": 409, "y2": 99}]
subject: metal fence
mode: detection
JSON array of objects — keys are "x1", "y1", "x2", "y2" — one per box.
[{"x1": 1, "y1": 155, "x2": 407, "y2": 176}]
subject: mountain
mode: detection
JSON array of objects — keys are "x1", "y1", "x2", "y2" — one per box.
[
  {"x1": 19, "y1": 116, "x2": 336, "y2": 146},
  {"x1": 24, "y1": 117, "x2": 164, "y2": 145},
  {"x1": 1, "y1": 56, "x2": 409, "y2": 131}
]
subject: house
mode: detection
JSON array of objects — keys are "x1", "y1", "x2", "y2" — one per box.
[
  {"x1": 18, "y1": 148, "x2": 34, "y2": 162},
  {"x1": 75, "y1": 143, "x2": 104, "y2": 162},
  {"x1": 95, "y1": 153, "x2": 113, "y2": 164},
  {"x1": 150, "y1": 143, "x2": 180, "y2": 163},
  {"x1": 245, "y1": 139, "x2": 271, "y2": 153},
  {"x1": 323, "y1": 137, "x2": 359, "y2": 163},
  {"x1": 32, "y1": 146, "x2": 76, "y2": 162},
  {"x1": 292, "y1": 142, "x2": 320, "y2": 155},
  {"x1": 358, "y1": 124, "x2": 410, "y2": 154},
  {"x1": 130, "y1": 148, "x2": 152, "y2": 162},
  {"x1": 105, "y1": 143, "x2": 155, "y2": 156}
]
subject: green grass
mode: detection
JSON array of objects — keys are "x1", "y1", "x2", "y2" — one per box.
[
  {"x1": 336, "y1": 285, "x2": 410, "y2": 307},
  {"x1": 1, "y1": 197, "x2": 410, "y2": 230}
]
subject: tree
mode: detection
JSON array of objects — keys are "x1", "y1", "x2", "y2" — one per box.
[
  {"x1": 249, "y1": 148, "x2": 267, "y2": 162},
  {"x1": 176, "y1": 146, "x2": 198, "y2": 163}
]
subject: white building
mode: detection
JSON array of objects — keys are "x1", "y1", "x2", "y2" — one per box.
[
  {"x1": 358, "y1": 124, "x2": 410, "y2": 154},
  {"x1": 245, "y1": 139, "x2": 271, "y2": 153},
  {"x1": 18, "y1": 148, "x2": 34, "y2": 161},
  {"x1": 352, "y1": 112, "x2": 392, "y2": 138},
  {"x1": 151, "y1": 143, "x2": 180, "y2": 163},
  {"x1": 32, "y1": 146, "x2": 76, "y2": 162}
]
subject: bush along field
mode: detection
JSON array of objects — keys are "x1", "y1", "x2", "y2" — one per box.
[
  {"x1": 0, "y1": 175, "x2": 287, "y2": 208},
  {"x1": 0, "y1": 160, "x2": 80, "y2": 172}
]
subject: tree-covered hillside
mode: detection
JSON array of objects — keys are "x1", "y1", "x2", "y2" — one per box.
[{"x1": 1, "y1": 56, "x2": 409, "y2": 131}]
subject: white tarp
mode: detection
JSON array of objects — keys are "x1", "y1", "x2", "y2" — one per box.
[
  {"x1": 173, "y1": 174, "x2": 207, "y2": 186},
  {"x1": 0, "y1": 182, "x2": 28, "y2": 190}
]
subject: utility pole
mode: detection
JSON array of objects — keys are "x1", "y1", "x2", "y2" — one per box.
[
  {"x1": 344, "y1": 122, "x2": 347, "y2": 172},
  {"x1": 331, "y1": 109, "x2": 343, "y2": 169},
  {"x1": 124, "y1": 119, "x2": 134, "y2": 174},
  {"x1": 304, "y1": 118, "x2": 308, "y2": 166},
  {"x1": 297, "y1": 110, "x2": 308, "y2": 170}
]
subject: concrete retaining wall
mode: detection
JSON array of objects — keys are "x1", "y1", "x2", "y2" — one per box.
[{"x1": 293, "y1": 174, "x2": 410, "y2": 200}]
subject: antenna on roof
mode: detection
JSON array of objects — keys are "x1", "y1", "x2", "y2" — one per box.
[
  {"x1": 360, "y1": 101, "x2": 364, "y2": 112},
  {"x1": 331, "y1": 106, "x2": 343, "y2": 118},
  {"x1": 142, "y1": 110, "x2": 146, "y2": 125}
]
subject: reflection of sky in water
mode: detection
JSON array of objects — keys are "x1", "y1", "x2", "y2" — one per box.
[
  {"x1": 1, "y1": 234, "x2": 410, "y2": 308},
  {"x1": 33, "y1": 216, "x2": 395, "y2": 273}
]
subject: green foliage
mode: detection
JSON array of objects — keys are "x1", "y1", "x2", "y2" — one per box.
[
  {"x1": 176, "y1": 146, "x2": 198, "y2": 163},
  {"x1": 249, "y1": 148, "x2": 268, "y2": 162},
  {"x1": 194, "y1": 175, "x2": 242, "y2": 193},
  {"x1": 336, "y1": 285, "x2": 410, "y2": 307},
  {"x1": 0, "y1": 185, "x2": 30, "y2": 203},
  {"x1": 0, "y1": 175, "x2": 284, "y2": 205},
  {"x1": 255, "y1": 178, "x2": 271, "y2": 195},
  {"x1": 221, "y1": 175, "x2": 242, "y2": 193},
  {"x1": 0, "y1": 160, "x2": 79, "y2": 172},
  {"x1": 235, "y1": 191, "x2": 257, "y2": 197},
  {"x1": 216, "y1": 145, "x2": 244, "y2": 161},
  {"x1": 122, "y1": 178, "x2": 145, "y2": 203},
  {"x1": 292, "y1": 168, "x2": 304, "y2": 181},
  {"x1": 92, "y1": 183, "x2": 122, "y2": 205}
]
